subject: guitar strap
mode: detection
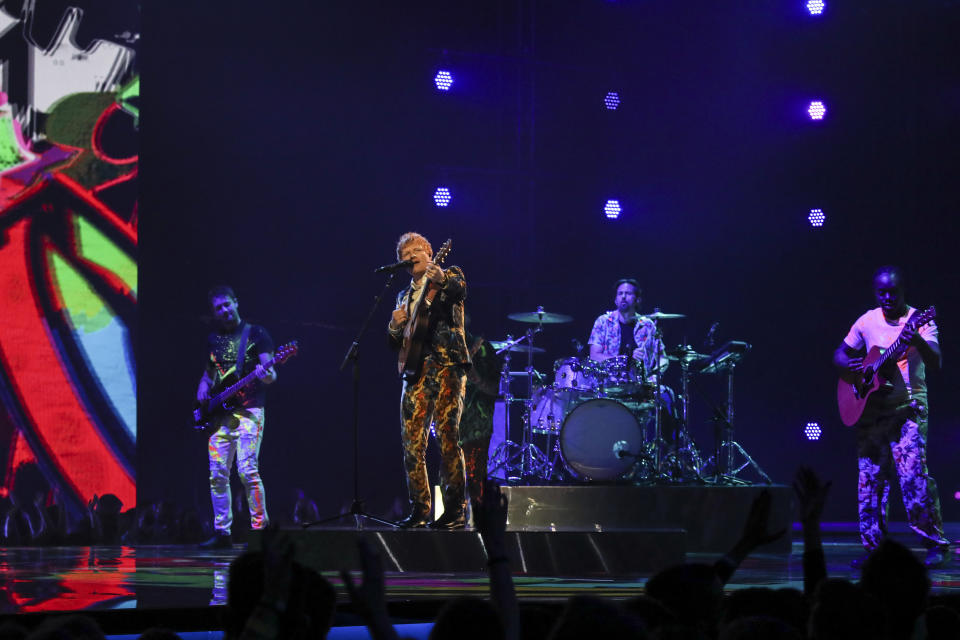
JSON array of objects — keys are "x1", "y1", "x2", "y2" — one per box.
[{"x1": 235, "y1": 322, "x2": 252, "y2": 378}]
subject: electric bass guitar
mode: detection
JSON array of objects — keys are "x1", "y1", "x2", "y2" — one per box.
[
  {"x1": 837, "y1": 307, "x2": 936, "y2": 426},
  {"x1": 193, "y1": 341, "x2": 299, "y2": 432},
  {"x1": 397, "y1": 239, "x2": 452, "y2": 378}
]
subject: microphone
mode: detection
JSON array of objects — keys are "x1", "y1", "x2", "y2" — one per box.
[
  {"x1": 374, "y1": 259, "x2": 413, "y2": 273},
  {"x1": 704, "y1": 322, "x2": 719, "y2": 349},
  {"x1": 613, "y1": 440, "x2": 629, "y2": 459},
  {"x1": 571, "y1": 339, "x2": 584, "y2": 353}
]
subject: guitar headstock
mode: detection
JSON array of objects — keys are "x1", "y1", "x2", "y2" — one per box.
[
  {"x1": 274, "y1": 341, "x2": 300, "y2": 365},
  {"x1": 910, "y1": 306, "x2": 936, "y2": 330},
  {"x1": 434, "y1": 238, "x2": 452, "y2": 265}
]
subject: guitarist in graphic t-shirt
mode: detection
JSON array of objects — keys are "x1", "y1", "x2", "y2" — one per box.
[
  {"x1": 196, "y1": 285, "x2": 276, "y2": 549},
  {"x1": 387, "y1": 232, "x2": 470, "y2": 530},
  {"x1": 833, "y1": 266, "x2": 949, "y2": 568}
]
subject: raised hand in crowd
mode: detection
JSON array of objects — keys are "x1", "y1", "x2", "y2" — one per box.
[
  {"x1": 228, "y1": 525, "x2": 335, "y2": 640},
  {"x1": 255, "y1": 528, "x2": 297, "y2": 617},
  {"x1": 716, "y1": 489, "x2": 787, "y2": 584},
  {"x1": 793, "y1": 466, "x2": 831, "y2": 598},
  {"x1": 794, "y1": 466, "x2": 831, "y2": 530},
  {"x1": 472, "y1": 480, "x2": 518, "y2": 640},
  {"x1": 341, "y1": 537, "x2": 399, "y2": 640},
  {"x1": 472, "y1": 479, "x2": 508, "y2": 552},
  {"x1": 228, "y1": 526, "x2": 298, "y2": 640}
]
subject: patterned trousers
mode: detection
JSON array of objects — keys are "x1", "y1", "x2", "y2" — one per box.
[
  {"x1": 856, "y1": 399, "x2": 947, "y2": 551},
  {"x1": 208, "y1": 407, "x2": 268, "y2": 534},
  {"x1": 401, "y1": 361, "x2": 466, "y2": 515}
]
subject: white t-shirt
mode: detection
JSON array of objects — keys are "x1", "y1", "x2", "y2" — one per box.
[{"x1": 843, "y1": 306, "x2": 937, "y2": 399}]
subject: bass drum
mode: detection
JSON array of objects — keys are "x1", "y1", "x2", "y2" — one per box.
[{"x1": 559, "y1": 398, "x2": 646, "y2": 481}]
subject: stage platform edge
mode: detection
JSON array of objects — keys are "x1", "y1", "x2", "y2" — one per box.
[
  {"x1": 251, "y1": 527, "x2": 686, "y2": 577},
  {"x1": 502, "y1": 483, "x2": 794, "y2": 554}
]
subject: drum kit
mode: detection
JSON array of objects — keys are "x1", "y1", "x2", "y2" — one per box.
[{"x1": 486, "y1": 306, "x2": 770, "y2": 485}]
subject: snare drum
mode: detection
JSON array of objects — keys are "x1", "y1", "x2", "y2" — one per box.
[
  {"x1": 560, "y1": 398, "x2": 651, "y2": 481},
  {"x1": 553, "y1": 357, "x2": 597, "y2": 391}
]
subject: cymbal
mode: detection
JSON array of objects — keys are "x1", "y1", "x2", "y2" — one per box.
[
  {"x1": 489, "y1": 341, "x2": 546, "y2": 354},
  {"x1": 666, "y1": 346, "x2": 709, "y2": 363},
  {"x1": 507, "y1": 309, "x2": 573, "y2": 324},
  {"x1": 646, "y1": 311, "x2": 686, "y2": 320}
]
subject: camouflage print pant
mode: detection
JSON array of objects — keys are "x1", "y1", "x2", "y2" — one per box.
[
  {"x1": 856, "y1": 399, "x2": 947, "y2": 551},
  {"x1": 401, "y1": 361, "x2": 466, "y2": 515},
  {"x1": 208, "y1": 407, "x2": 268, "y2": 534}
]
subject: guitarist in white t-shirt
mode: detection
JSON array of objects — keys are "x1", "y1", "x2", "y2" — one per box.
[{"x1": 833, "y1": 266, "x2": 949, "y2": 568}]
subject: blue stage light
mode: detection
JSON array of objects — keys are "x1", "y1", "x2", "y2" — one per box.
[
  {"x1": 604, "y1": 92, "x2": 620, "y2": 110},
  {"x1": 806, "y1": 0, "x2": 825, "y2": 16},
  {"x1": 434, "y1": 70, "x2": 453, "y2": 91},
  {"x1": 808, "y1": 100, "x2": 827, "y2": 120},
  {"x1": 808, "y1": 208, "x2": 825, "y2": 227},
  {"x1": 433, "y1": 187, "x2": 451, "y2": 207},
  {"x1": 604, "y1": 200, "x2": 622, "y2": 219},
  {"x1": 804, "y1": 422, "x2": 822, "y2": 441}
]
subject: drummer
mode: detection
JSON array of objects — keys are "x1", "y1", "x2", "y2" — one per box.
[{"x1": 588, "y1": 278, "x2": 668, "y2": 379}]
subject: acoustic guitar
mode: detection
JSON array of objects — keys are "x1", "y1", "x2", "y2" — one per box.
[
  {"x1": 836, "y1": 307, "x2": 935, "y2": 426},
  {"x1": 397, "y1": 239, "x2": 452, "y2": 378}
]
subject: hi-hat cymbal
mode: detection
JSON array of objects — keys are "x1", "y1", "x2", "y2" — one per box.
[
  {"x1": 646, "y1": 311, "x2": 686, "y2": 320},
  {"x1": 507, "y1": 309, "x2": 573, "y2": 324},
  {"x1": 489, "y1": 341, "x2": 546, "y2": 354}
]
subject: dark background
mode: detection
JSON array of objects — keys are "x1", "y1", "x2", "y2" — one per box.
[{"x1": 139, "y1": 0, "x2": 960, "y2": 524}]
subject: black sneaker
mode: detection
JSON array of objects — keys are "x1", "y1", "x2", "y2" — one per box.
[{"x1": 199, "y1": 532, "x2": 232, "y2": 549}]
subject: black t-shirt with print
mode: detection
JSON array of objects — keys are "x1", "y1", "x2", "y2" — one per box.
[{"x1": 205, "y1": 323, "x2": 275, "y2": 408}]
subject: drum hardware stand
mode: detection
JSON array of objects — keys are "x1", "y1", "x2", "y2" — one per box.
[
  {"x1": 670, "y1": 348, "x2": 706, "y2": 482},
  {"x1": 638, "y1": 329, "x2": 706, "y2": 485},
  {"x1": 648, "y1": 319, "x2": 665, "y2": 478},
  {"x1": 640, "y1": 316, "x2": 675, "y2": 484},
  {"x1": 699, "y1": 342, "x2": 771, "y2": 485},
  {"x1": 486, "y1": 350, "x2": 517, "y2": 480},
  {"x1": 305, "y1": 272, "x2": 400, "y2": 530},
  {"x1": 490, "y1": 327, "x2": 552, "y2": 483},
  {"x1": 615, "y1": 435, "x2": 659, "y2": 483}
]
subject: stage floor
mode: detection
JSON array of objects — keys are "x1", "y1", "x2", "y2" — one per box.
[{"x1": 2, "y1": 522, "x2": 960, "y2": 625}]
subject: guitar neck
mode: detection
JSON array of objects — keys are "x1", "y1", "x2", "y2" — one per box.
[
  {"x1": 211, "y1": 355, "x2": 277, "y2": 406},
  {"x1": 875, "y1": 339, "x2": 903, "y2": 371},
  {"x1": 874, "y1": 311, "x2": 924, "y2": 371}
]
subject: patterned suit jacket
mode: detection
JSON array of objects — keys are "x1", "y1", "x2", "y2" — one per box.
[{"x1": 389, "y1": 265, "x2": 471, "y2": 374}]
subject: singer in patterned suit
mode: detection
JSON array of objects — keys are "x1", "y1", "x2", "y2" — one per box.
[{"x1": 387, "y1": 232, "x2": 471, "y2": 529}]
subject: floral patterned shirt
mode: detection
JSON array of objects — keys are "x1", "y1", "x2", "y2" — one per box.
[{"x1": 588, "y1": 310, "x2": 665, "y2": 377}]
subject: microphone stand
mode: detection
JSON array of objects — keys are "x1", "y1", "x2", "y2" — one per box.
[{"x1": 304, "y1": 271, "x2": 400, "y2": 529}]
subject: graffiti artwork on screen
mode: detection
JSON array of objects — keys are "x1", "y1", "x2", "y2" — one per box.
[{"x1": 0, "y1": 1, "x2": 139, "y2": 531}]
